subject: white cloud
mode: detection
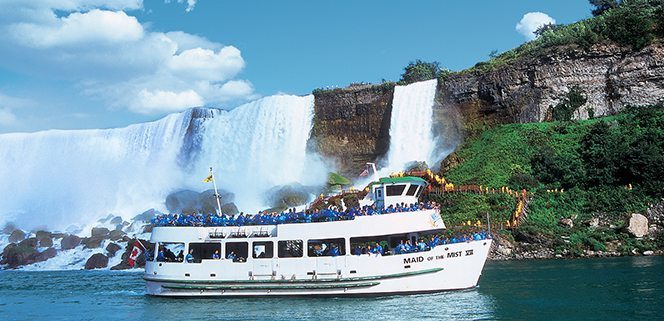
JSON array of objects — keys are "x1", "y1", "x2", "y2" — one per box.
[
  {"x1": 168, "y1": 46, "x2": 245, "y2": 82},
  {"x1": 516, "y1": 12, "x2": 556, "y2": 41},
  {"x1": 133, "y1": 89, "x2": 204, "y2": 114},
  {"x1": 10, "y1": 9, "x2": 144, "y2": 48},
  {"x1": 0, "y1": 2, "x2": 257, "y2": 116},
  {"x1": 0, "y1": 107, "x2": 17, "y2": 127}
]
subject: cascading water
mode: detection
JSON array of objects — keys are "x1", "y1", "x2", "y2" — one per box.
[
  {"x1": 0, "y1": 113, "x2": 191, "y2": 231},
  {"x1": 192, "y1": 94, "x2": 326, "y2": 211},
  {"x1": 0, "y1": 94, "x2": 325, "y2": 231},
  {"x1": 384, "y1": 79, "x2": 438, "y2": 171}
]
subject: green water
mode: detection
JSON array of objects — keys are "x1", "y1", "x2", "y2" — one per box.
[{"x1": 0, "y1": 256, "x2": 661, "y2": 320}]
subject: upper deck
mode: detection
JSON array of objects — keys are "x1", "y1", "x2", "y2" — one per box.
[{"x1": 150, "y1": 209, "x2": 445, "y2": 243}]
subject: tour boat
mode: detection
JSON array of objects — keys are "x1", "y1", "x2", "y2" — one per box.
[{"x1": 143, "y1": 173, "x2": 492, "y2": 297}]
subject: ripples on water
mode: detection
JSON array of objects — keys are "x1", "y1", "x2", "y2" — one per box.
[{"x1": 0, "y1": 257, "x2": 662, "y2": 321}]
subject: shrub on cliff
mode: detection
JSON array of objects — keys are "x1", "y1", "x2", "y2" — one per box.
[{"x1": 399, "y1": 60, "x2": 449, "y2": 85}]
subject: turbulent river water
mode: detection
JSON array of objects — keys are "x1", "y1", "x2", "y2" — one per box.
[{"x1": 1, "y1": 256, "x2": 661, "y2": 321}]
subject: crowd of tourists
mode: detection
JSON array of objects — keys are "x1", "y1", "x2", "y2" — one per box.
[
  {"x1": 151, "y1": 201, "x2": 441, "y2": 227},
  {"x1": 353, "y1": 231, "x2": 491, "y2": 257}
]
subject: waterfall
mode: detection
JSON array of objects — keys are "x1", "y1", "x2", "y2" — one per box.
[
  {"x1": 193, "y1": 94, "x2": 325, "y2": 211},
  {"x1": 0, "y1": 94, "x2": 325, "y2": 230},
  {"x1": 0, "y1": 113, "x2": 191, "y2": 230},
  {"x1": 385, "y1": 79, "x2": 438, "y2": 171}
]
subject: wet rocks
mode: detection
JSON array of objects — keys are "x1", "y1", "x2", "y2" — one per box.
[
  {"x1": 627, "y1": 213, "x2": 649, "y2": 238},
  {"x1": 90, "y1": 227, "x2": 110, "y2": 238},
  {"x1": 8, "y1": 229, "x2": 26, "y2": 243},
  {"x1": 109, "y1": 230, "x2": 126, "y2": 242},
  {"x1": 84, "y1": 253, "x2": 109, "y2": 270},
  {"x1": 60, "y1": 235, "x2": 81, "y2": 250},
  {"x1": 106, "y1": 243, "x2": 122, "y2": 257}
]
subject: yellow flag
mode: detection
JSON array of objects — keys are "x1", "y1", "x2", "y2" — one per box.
[{"x1": 203, "y1": 174, "x2": 213, "y2": 183}]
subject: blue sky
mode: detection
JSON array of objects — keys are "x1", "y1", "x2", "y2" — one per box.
[{"x1": 0, "y1": 0, "x2": 592, "y2": 133}]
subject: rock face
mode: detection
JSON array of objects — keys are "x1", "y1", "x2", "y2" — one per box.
[
  {"x1": 627, "y1": 213, "x2": 649, "y2": 238},
  {"x1": 84, "y1": 253, "x2": 109, "y2": 270},
  {"x1": 60, "y1": 235, "x2": 81, "y2": 250},
  {"x1": 310, "y1": 84, "x2": 395, "y2": 176},
  {"x1": 440, "y1": 43, "x2": 664, "y2": 126}
]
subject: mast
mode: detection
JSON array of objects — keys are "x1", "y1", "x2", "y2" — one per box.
[{"x1": 207, "y1": 167, "x2": 223, "y2": 215}]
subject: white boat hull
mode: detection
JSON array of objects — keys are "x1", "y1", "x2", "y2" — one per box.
[{"x1": 144, "y1": 239, "x2": 491, "y2": 297}]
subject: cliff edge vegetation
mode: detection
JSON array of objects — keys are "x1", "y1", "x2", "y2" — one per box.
[{"x1": 430, "y1": 104, "x2": 664, "y2": 259}]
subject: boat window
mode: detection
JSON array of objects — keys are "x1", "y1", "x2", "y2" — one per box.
[
  {"x1": 146, "y1": 242, "x2": 156, "y2": 262},
  {"x1": 405, "y1": 184, "x2": 418, "y2": 196},
  {"x1": 188, "y1": 243, "x2": 221, "y2": 263},
  {"x1": 252, "y1": 241, "x2": 274, "y2": 259},
  {"x1": 225, "y1": 242, "x2": 248, "y2": 263},
  {"x1": 376, "y1": 188, "x2": 382, "y2": 199},
  {"x1": 350, "y1": 236, "x2": 391, "y2": 256},
  {"x1": 307, "y1": 238, "x2": 345, "y2": 257},
  {"x1": 278, "y1": 240, "x2": 303, "y2": 258},
  {"x1": 385, "y1": 184, "x2": 406, "y2": 196},
  {"x1": 415, "y1": 185, "x2": 422, "y2": 198},
  {"x1": 157, "y1": 242, "x2": 184, "y2": 263}
]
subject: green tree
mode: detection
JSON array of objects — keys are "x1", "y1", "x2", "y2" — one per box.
[
  {"x1": 399, "y1": 60, "x2": 444, "y2": 84},
  {"x1": 589, "y1": 0, "x2": 621, "y2": 16},
  {"x1": 580, "y1": 122, "x2": 620, "y2": 187},
  {"x1": 552, "y1": 86, "x2": 587, "y2": 121},
  {"x1": 602, "y1": 0, "x2": 655, "y2": 49}
]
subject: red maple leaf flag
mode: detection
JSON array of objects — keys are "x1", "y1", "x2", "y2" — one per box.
[{"x1": 128, "y1": 241, "x2": 143, "y2": 267}]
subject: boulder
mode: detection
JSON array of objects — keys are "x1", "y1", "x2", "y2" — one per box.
[
  {"x1": 106, "y1": 243, "x2": 122, "y2": 257},
  {"x1": 60, "y1": 235, "x2": 81, "y2": 250},
  {"x1": 8, "y1": 229, "x2": 26, "y2": 243},
  {"x1": 627, "y1": 213, "x2": 649, "y2": 238},
  {"x1": 35, "y1": 230, "x2": 52, "y2": 239},
  {"x1": 0, "y1": 244, "x2": 38, "y2": 268},
  {"x1": 84, "y1": 253, "x2": 109, "y2": 270},
  {"x1": 558, "y1": 218, "x2": 574, "y2": 228},
  {"x1": 90, "y1": 227, "x2": 110, "y2": 238},
  {"x1": 109, "y1": 230, "x2": 126, "y2": 241},
  {"x1": 81, "y1": 237, "x2": 104, "y2": 249},
  {"x1": 18, "y1": 237, "x2": 39, "y2": 249},
  {"x1": 643, "y1": 250, "x2": 654, "y2": 256},
  {"x1": 38, "y1": 236, "x2": 53, "y2": 248},
  {"x1": 34, "y1": 247, "x2": 57, "y2": 262},
  {"x1": 110, "y1": 216, "x2": 123, "y2": 225},
  {"x1": 51, "y1": 232, "x2": 67, "y2": 239}
]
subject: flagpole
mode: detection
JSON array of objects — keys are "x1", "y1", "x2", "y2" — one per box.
[{"x1": 210, "y1": 167, "x2": 223, "y2": 215}]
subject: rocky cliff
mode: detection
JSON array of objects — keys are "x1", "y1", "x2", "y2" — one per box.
[
  {"x1": 440, "y1": 41, "x2": 664, "y2": 127},
  {"x1": 310, "y1": 84, "x2": 394, "y2": 177}
]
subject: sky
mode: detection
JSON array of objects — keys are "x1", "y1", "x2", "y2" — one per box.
[{"x1": 0, "y1": 0, "x2": 592, "y2": 133}]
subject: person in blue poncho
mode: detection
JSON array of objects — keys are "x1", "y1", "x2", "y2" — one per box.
[{"x1": 185, "y1": 249, "x2": 194, "y2": 263}]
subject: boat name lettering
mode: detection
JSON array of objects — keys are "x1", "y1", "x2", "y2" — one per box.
[
  {"x1": 465, "y1": 249, "x2": 474, "y2": 256},
  {"x1": 403, "y1": 256, "x2": 424, "y2": 264},
  {"x1": 447, "y1": 251, "x2": 462, "y2": 258}
]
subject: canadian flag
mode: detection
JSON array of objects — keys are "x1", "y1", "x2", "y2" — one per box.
[{"x1": 128, "y1": 241, "x2": 143, "y2": 268}]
